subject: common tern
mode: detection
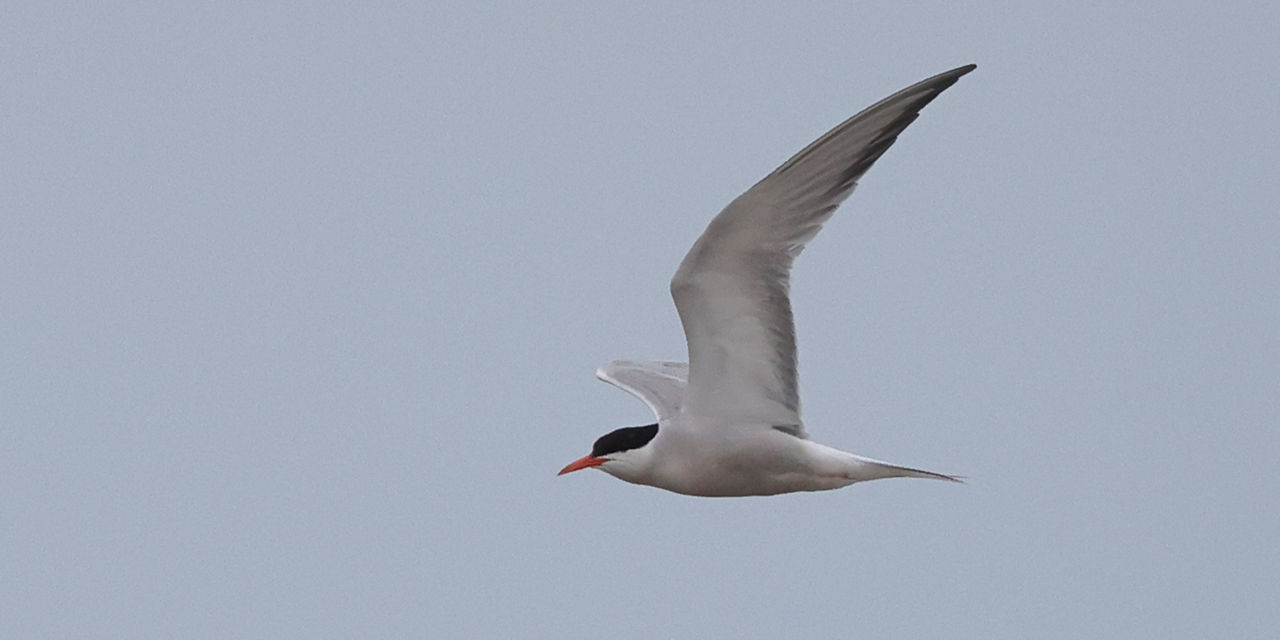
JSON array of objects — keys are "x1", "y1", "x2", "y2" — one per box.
[{"x1": 560, "y1": 65, "x2": 975, "y2": 496}]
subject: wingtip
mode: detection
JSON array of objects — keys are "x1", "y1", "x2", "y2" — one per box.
[
  {"x1": 929, "y1": 63, "x2": 978, "y2": 88},
  {"x1": 923, "y1": 64, "x2": 977, "y2": 90},
  {"x1": 941, "y1": 63, "x2": 977, "y2": 78}
]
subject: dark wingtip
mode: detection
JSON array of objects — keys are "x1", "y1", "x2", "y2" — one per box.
[{"x1": 922, "y1": 64, "x2": 978, "y2": 95}]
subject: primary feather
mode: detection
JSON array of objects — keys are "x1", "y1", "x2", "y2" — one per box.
[{"x1": 670, "y1": 64, "x2": 976, "y2": 437}]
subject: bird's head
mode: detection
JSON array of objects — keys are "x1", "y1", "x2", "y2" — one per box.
[{"x1": 558, "y1": 423, "x2": 659, "y2": 481}]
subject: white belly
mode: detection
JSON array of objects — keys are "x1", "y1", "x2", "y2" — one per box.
[{"x1": 644, "y1": 427, "x2": 862, "y2": 497}]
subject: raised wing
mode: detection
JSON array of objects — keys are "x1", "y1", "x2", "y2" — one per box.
[
  {"x1": 596, "y1": 360, "x2": 688, "y2": 421},
  {"x1": 670, "y1": 65, "x2": 975, "y2": 434}
]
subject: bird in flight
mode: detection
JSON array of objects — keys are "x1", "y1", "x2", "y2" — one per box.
[{"x1": 559, "y1": 65, "x2": 975, "y2": 496}]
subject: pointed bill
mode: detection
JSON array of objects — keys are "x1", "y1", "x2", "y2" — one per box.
[{"x1": 558, "y1": 455, "x2": 607, "y2": 475}]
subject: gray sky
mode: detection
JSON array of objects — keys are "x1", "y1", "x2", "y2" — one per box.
[{"x1": 4, "y1": 2, "x2": 1277, "y2": 638}]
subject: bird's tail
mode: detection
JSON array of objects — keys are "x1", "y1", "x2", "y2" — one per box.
[{"x1": 847, "y1": 454, "x2": 964, "y2": 483}]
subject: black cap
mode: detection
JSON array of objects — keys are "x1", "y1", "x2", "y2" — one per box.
[{"x1": 591, "y1": 424, "x2": 658, "y2": 457}]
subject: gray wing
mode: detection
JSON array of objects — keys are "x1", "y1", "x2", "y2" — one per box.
[
  {"x1": 670, "y1": 65, "x2": 976, "y2": 436},
  {"x1": 596, "y1": 360, "x2": 688, "y2": 421}
]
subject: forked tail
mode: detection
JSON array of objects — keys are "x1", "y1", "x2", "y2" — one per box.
[{"x1": 849, "y1": 454, "x2": 964, "y2": 483}]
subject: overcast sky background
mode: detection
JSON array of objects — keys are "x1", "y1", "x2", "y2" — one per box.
[{"x1": 4, "y1": 3, "x2": 1278, "y2": 638}]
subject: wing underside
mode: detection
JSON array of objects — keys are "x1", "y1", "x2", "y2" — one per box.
[
  {"x1": 670, "y1": 65, "x2": 976, "y2": 435},
  {"x1": 596, "y1": 360, "x2": 688, "y2": 421}
]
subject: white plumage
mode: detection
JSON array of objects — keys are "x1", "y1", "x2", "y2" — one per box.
[{"x1": 561, "y1": 65, "x2": 975, "y2": 496}]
